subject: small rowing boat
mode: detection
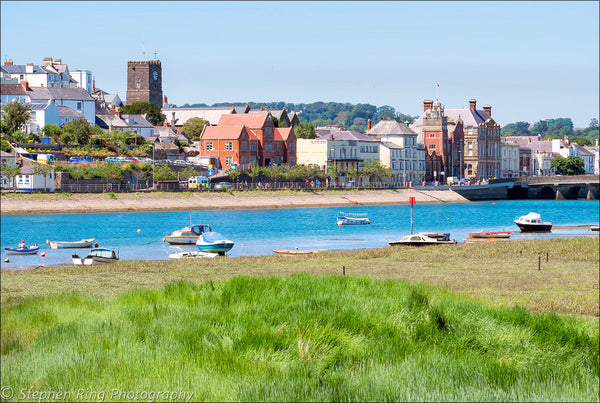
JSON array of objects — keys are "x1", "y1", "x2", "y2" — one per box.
[
  {"x1": 47, "y1": 238, "x2": 95, "y2": 249},
  {"x1": 466, "y1": 231, "x2": 511, "y2": 239},
  {"x1": 4, "y1": 243, "x2": 40, "y2": 255},
  {"x1": 273, "y1": 249, "x2": 318, "y2": 255},
  {"x1": 337, "y1": 212, "x2": 370, "y2": 226}
]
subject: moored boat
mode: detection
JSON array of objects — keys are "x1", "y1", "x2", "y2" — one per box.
[
  {"x1": 4, "y1": 243, "x2": 40, "y2": 255},
  {"x1": 464, "y1": 237, "x2": 502, "y2": 243},
  {"x1": 75, "y1": 248, "x2": 119, "y2": 264},
  {"x1": 388, "y1": 233, "x2": 456, "y2": 246},
  {"x1": 72, "y1": 254, "x2": 94, "y2": 265},
  {"x1": 47, "y1": 238, "x2": 95, "y2": 249},
  {"x1": 196, "y1": 231, "x2": 234, "y2": 255},
  {"x1": 514, "y1": 212, "x2": 552, "y2": 232},
  {"x1": 273, "y1": 249, "x2": 318, "y2": 255},
  {"x1": 168, "y1": 251, "x2": 219, "y2": 259},
  {"x1": 467, "y1": 230, "x2": 512, "y2": 239},
  {"x1": 164, "y1": 224, "x2": 212, "y2": 245},
  {"x1": 337, "y1": 212, "x2": 370, "y2": 226},
  {"x1": 591, "y1": 225, "x2": 599, "y2": 232}
]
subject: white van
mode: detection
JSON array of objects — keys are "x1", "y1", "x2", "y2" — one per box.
[{"x1": 188, "y1": 176, "x2": 210, "y2": 189}]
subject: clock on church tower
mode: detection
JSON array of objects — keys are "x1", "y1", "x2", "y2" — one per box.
[{"x1": 126, "y1": 59, "x2": 163, "y2": 106}]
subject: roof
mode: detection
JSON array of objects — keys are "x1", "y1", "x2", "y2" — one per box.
[
  {"x1": 161, "y1": 106, "x2": 235, "y2": 126},
  {"x1": 317, "y1": 130, "x2": 378, "y2": 142},
  {"x1": 380, "y1": 141, "x2": 404, "y2": 149},
  {"x1": 0, "y1": 83, "x2": 27, "y2": 95},
  {"x1": 0, "y1": 101, "x2": 51, "y2": 111},
  {"x1": 57, "y1": 105, "x2": 85, "y2": 118},
  {"x1": 274, "y1": 127, "x2": 293, "y2": 142},
  {"x1": 572, "y1": 143, "x2": 594, "y2": 156},
  {"x1": 2, "y1": 64, "x2": 46, "y2": 74},
  {"x1": 201, "y1": 125, "x2": 248, "y2": 140},
  {"x1": 29, "y1": 87, "x2": 94, "y2": 101},
  {"x1": 121, "y1": 114, "x2": 153, "y2": 128},
  {"x1": 218, "y1": 112, "x2": 271, "y2": 129},
  {"x1": 367, "y1": 119, "x2": 417, "y2": 136},
  {"x1": 412, "y1": 107, "x2": 492, "y2": 128}
]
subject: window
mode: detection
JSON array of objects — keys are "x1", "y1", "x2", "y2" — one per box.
[
  {"x1": 428, "y1": 144, "x2": 436, "y2": 150},
  {"x1": 225, "y1": 156, "x2": 233, "y2": 166},
  {"x1": 225, "y1": 142, "x2": 233, "y2": 151},
  {"x1": 290, "y1": 143, "x2": 294, "y2": 152},
  {"x1": 241, "y1": 157, "x2": 247, "y2": 165},
  {"x1": 77, "y1": 102, "x2": 82, "y2": 110},
  {"x1": 250, "y1": 142, "x2": 257, "y2": 151},
  {"x1": 241, "y1": 142, "x2": 247, "y2": 151},
  {"x1": 467, "y1": 142, "x2": 473, "y2": 156},
  {"x1": 206, "y1": 142, "x2": 213, "y2": 151},
  {"x1": 429, "y1": 133, "x2": 436, "y2": 138},
  {"x1": 265, "y1": 143, "x2": 271, "y2": 152},
  {"x1": 468, "y1": 127, "x2": 473, "y2": 135},
  {"x1": 274, "y1": 143, "x2": 279, "y2": 152}
]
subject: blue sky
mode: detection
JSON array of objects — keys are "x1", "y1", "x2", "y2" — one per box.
[{"x1": 1, "y1": 1, "x2": 598, "y2": 127}]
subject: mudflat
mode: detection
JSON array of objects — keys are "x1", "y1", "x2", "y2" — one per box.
[{"x1": 1, "y1": 189, "x2": 468, "y2": 215}]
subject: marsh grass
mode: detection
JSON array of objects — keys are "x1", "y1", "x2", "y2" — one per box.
[{"x1": 1, "y1": 274, "x2": 598, "y2": 402}]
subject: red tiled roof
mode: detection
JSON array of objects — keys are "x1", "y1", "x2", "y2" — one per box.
[
  {"x1": 274, "y1": 127, "x2": 292, "y2": 141},
  {"x1": 201, "y1": 125, "x2": 246, "y2": 140},
  {"x1": 218, "y1": 112, "x2": 270, "y2": 128}
]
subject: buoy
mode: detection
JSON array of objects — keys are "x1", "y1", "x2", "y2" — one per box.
[
  {"x1": 94, "y1": 242, "x2": 99, "y2": 247},
  {"x1": 137, "y1": 229, "x2": 142, "y2": 233},
  {"x1": 162, "y1": 237, "x2": 166, "y2": 242},
  {"x1": 492, "y1": 202, "x2": 496, "y2": 205},
  {"x1": 4, "y1": 258, "x2": 8, "y2": 263},
  {"x1": 447, "y1": 218, "x2": 450, "y2": 221},
  {"x1": 41, "y1": 252, "x2": 46, "y2": 257}
]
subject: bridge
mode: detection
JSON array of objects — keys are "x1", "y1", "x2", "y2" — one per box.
[{"x1": 450, "y1": 175, "x2": 600, "y2": 201}]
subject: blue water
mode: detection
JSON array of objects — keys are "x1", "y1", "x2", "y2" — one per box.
[{"x1": 1, "y1": 199, "x2": 599, "y2": 270}]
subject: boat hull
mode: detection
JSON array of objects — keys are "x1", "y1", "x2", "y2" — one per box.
[
  {"x1": 48, "y1": 238, "x2": 95, "y2": 249},
  {"x1": 467, "y1": 232, "x2": 511, "y2": 239},
  {"x1": 164, "y1": 236, "x2": 199, "y2": 245},
  {"x1": 4, "y1": 246, "x2": 39, "y2": 255},
  {"x1": 196, "y1": 231, "x2": 234, "y2": 255},
  {"x1": 169, "y1": 251, "x2": 218, "y2": 259},
  {"x1": 515, "y1": 223, "x2": 552, "y2": 232}
]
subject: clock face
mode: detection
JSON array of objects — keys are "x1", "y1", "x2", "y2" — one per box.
[{"x1": 152, "y1": 70, "x2": 158, "y2": 81}]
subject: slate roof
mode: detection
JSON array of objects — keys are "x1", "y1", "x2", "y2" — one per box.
[
  {"x1": 367, "y1": 119, "x2": 417, "y2": 136},
  {"x1": 121, "y1": 114, "x2": 153, "y2": 128},
  {"x1": 96, "y1": 114, "x2": 129, "y2": 129},
  {"x1": 218, "y1": 112, "x2": 270, "y2": 129},
  {"x1": 0, "y1": 102, "x2": 50, "y2": 112},
  {"x1": 29, "y1": 87, "x2": 94, "y2": 101},
  {"x1": 0, "y1": 83, "x2": 28, "y2": 95},
  {"x1": 161, "y1": 106, "x2": 235, "y2": 126},
  {"x1": 381, "y1": 141, "x2": 404, "y2": 149},
  {"x1": 57, "y1": 105, "x2": 85, "y2": 118},
  {"x1": 2, "y1": 65, "x2": 46, "y2": 74},
  {"x1": 317, "y1": 130, "x2": 377, "y2": 142}
]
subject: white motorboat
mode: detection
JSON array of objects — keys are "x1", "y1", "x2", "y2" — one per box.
[
  {"x1": 388, "y1": 233, "x2": 457, "y2": 246},
  {"x1": 337, "y1": 212, "x2": 370, "y2": 226},
  {"x1": 168, "y1": 251, "x2": 219, "y2": 259},
  {"x1": 72, "y1": 248, "x2": 119, "y2": 265},
  {"x1": 164, "y1": 224, "x2": 212, "y2": 245},
  {"x1": 514, "y1": 212, "x2": 552, "y2": 232},
  {"x1": 72, "y1": 254, "x2": 94, "y2": 265},
  {"x1": 196, "y1": 231, "x2": 235, "y2": 255},
  {"x1": 47, "y1": 238, "x2": 95, "y2": 249}
]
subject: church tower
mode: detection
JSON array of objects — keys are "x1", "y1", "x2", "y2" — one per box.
[{"x1": 126, "y1": 59, "x2": 162, "y2": 106}]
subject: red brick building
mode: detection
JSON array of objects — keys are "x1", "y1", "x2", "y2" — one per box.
[{"x1": 198, "y1": 125, "x2": 259, "y2": 170}]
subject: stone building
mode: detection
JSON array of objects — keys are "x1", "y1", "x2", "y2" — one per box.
[{"x1": 126, "y1": 60, "x2": 162, "y2": 106}]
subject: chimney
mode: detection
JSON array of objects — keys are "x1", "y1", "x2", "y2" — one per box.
[
  {"x1": 367, "y1": 119, "x2": 372, "y2": 131},
  {"x1": 19, "y1": 81, "x2": 30, "y2": 91},
  {"x1": 4, "y1": 59, "x2": 13, "y2": 66},
  {"x1": 43, "y1": 57, "x2": 52, "y2": 66},
  {"x1": 54, "y1": 58, "x2": 62, "y2": 65},
  {"x1": 423, "y1": 99, "x2": 433, "y2": 112},
  {"x1": 26, "y1": 63, "x2": 34, "y2": 73},
  {"x1": 115, "y1": 110, "x2": 122, "y2": 119},
  {"x1": 483, "y1": 105, "x2": 491, "y2": 116},
  {"x1": 469, "y1": 99, "x2": 477, "y2": 111},
  {"x1": 92, "y1": 76, "x2": 96, "y2": 93},
  {"x1": 163, "y1": 95, "x2": 168, "y2": 105}
]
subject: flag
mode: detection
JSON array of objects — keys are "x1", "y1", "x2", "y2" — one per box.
[{"x1": 436, "y1": 82, "x2": 439, "y2": 87}]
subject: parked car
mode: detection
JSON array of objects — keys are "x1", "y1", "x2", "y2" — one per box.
[
  {"x1": 104, "y1": 157, "x2": 121, "y2": 162},
  {"x1": 173, "y1": 160, "x2": 188, "y2": 166},
  {"x1": 213, "y1": 182, "x2": 232, "y2": 191}
]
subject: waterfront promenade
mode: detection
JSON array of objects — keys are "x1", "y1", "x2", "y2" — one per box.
[{"x1": 0, "y1": 188, "x2": 468, "y2": 215}]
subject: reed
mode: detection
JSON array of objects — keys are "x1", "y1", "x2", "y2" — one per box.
[{"x1": 1, "y1": 274, "x2": 598, "y2": 402}]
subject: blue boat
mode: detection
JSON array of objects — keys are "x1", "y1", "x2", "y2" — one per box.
[
  {"x1": 196, "y1": 231, "x2": 234, "y2": 255},
  {"x1": 5, "y1": 243, "x2": 40, "y2": 255}
]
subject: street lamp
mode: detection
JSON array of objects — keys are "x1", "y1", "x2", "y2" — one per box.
[{"x1": 330, "y1": 148, "x2": 336, "y2": 187}]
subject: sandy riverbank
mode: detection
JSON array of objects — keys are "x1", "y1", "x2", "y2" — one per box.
[{"x1": 1, "y1": 189, "x2": 468, "y2": 215}]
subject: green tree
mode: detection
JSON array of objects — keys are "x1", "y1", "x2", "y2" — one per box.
[
  {"x1": 501, "y1": 121, "x2": 531, "y2": 137},
  {"x1": 182, "y1": 117, "x2": 209, "y2": 142},
  {"x1": 119, "y1": 102, "x2": 166, "y2": 125},
  {"x1": 569, "y1": 136, "x2": 592, "y2": 146},
  {"x1": 42, "y1": 124, "x2": 62, "y2": 142},
  {"x1": 262, "y1": 164, "x2": 284, "y2": 186},
  {"x1": 1, "y1": 101, "x2": 31, "y2": 137},
  {"x1": 61, "y1": 118, "x2": 100, "y2": 145},
  {"x1": 0, "y1": 161, "x2": 21, "y2": 190},
  {"x1": 248, "y1": 162, "x2": 261, "y2": 186},
  {"x1": 179, "y1": 166, "x2": 198, "y2": 181},
  {"x1": 294, "y1": 122, "x2": 316, "y2": 139},
  {"x1": 154, "y1": 163, "x2": 177, "y2": 181},
  {"x1": 551, "y1": 155, "x2": 585, "y2": 175},
  {"x1": 226, "y1": 167, "x2": 241, "y2": 184}
]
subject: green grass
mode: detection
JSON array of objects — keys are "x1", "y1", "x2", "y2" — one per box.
[{"x1": 1, "y1": 274, "x2": 598, "y2": 402}]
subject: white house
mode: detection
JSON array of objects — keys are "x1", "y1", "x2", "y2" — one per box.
[
  {"x1": 70, "y1": 69, "x2": 93, "y2": 94},
  {"x1": 14, "y1": 158, "x2": 55, "y2": 192},
  {"x1": 29, "y1": 87, "x2": 96, "y2": 126},
  {"x1": 1, "y1": 150, "x2": 17, "y2": 189},
  {"x1": 95, "y1": 111, "x2": 154, "y2": 137},
  {"x1": 0, "y1": 100, "x2": 60, "y2": 134},
  {"x1": 500, "y1": 141, "x2": 520, "y2": 177}
]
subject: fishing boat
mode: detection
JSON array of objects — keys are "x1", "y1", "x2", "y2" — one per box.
[
  {"x1": 164, "y1": 224, "x2": 212, "y2": 245},
  {"x1": 337, "y1": 212, "x2": 370, "y2": 226},
  {"x1": 388, "y1": 233, "x2": 457, "y2": 246},
  {"x1": 464, "y1": 237, "x2": 502, "y2": 243},
  {"x1": 514, "y1": 212, "x2": 552, "y2": 232},
  {"x1": 4, "y1": 243, "x2": 40, "y2": 255},
  {"x1": 73, "y1": 248, "x2": 119, "y2": 264},
  {"x1": 591, "y1": 225, "x2": 599, "y2": 231},
  {"x1": 168, "y1": 251, "x2": 219, "y2": 259},
  {"x1": 71, "y1": 254, "x2": 94, "y2": 265},
  {"x1": 466, "y1": 230, "x2": 512, "y2": 239},
  {"x1": 196, "y1": 231, "x2": 235, "y2": 255},
  {"x1": 273, "y1": 249, "x2": 319, "y2": 255},
  {"x1": 46, "y1": 238, "x2": 95, "y2": 249}
]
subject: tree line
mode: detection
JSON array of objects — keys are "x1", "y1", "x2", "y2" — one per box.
[{"x1": 501, "y1": 118, "x2": 599, "y2": 146}]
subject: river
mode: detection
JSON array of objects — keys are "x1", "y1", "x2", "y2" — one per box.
[{"x1": 1, "y1": 199, "x2": 598, "y2": 271}]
